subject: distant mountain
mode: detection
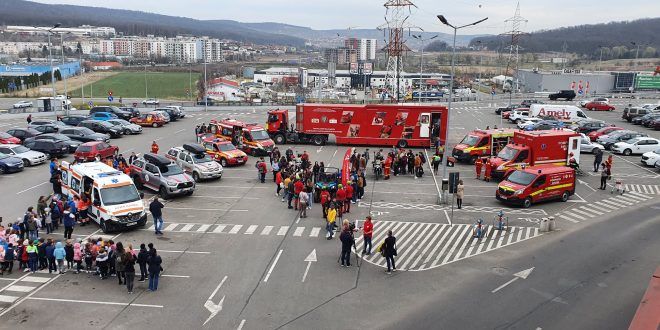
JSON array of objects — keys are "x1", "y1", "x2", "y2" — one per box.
[
  {"x1": 471, "y1": 18, "x2": 660, "y2": 58},
  {"x1": 0, "y1": 0, "x2": 306, "y2": 46}
]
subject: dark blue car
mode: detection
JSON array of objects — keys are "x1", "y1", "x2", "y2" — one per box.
[
  {"x1": 525, "y1": 120, "x2": 564, "y2": 131},
  {"x1": 0, "y1": 153, "x2": 24, "y2": 174}
]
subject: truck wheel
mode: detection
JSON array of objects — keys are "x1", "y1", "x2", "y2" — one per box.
[
  {"x1": 274, "y1": 134, "x2": 286, "y2": 145},
  {"x1": 397, "y1": 139, "x2": 408, "y2": 148},
  {"x1": 312, "y1": 135, "x2": 326, "y2": 146},
  {"x1": 100, "y1": 219, "x2": 109, "y2": 233},
  {"x1": 159, "y1": 187, "x2": 169, "y2": 199},
  {"x1": 623, "y1": 149, "x2": 632, "y2": 156},
  {"x1": 522, "y1": 197, "x2": 532, "y2": 208},
  {"x1": 220, "y1": 158, "x2": 228, "y2": 167},
  {"x1": 561, "y1": 191, "x2": 570, "y2": 202}
]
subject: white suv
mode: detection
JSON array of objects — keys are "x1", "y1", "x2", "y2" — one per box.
[{"x1": 509, "y1": 110, "x2": 530, "y2": 124}]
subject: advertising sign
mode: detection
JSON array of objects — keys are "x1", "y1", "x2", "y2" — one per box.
[{"x1": 636, "y1": 75, "x2": 660, "y2": 89}]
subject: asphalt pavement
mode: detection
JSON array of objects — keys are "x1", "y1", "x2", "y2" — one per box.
[{"x1": 0, "y1": 98, "x2": 658, "y2": 329}]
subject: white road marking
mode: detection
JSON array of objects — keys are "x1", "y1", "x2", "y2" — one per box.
[
  {"x1": 263, "y1": 249, "x2": 283, "y2": 282},
  {"x1": 244, "y1": 225, "x2": 258, "y2": 235},
  {"x1": 26, "y1": 297, "x2": 163, "y2": 308},
  {"x1": 16, "y1": 181, "x2": 48, "y2": 195},
  {"x1": 277, "y1": 226, "x2": 289, "y2": 236},
  {"x1": 261, "y1": 226, "x2": 273, "y2": 235},
  {"x1": 164, "y1": 224, "x2": 178, "y2": 231},
  {"x1": 228, "y1": 225, "x2": 243, "y2": 234},
  {"x1": 213, "y1": 225, "x2": 227, "y2": 233},
  {"x1": 293, "y1": 227, "x2": 305, "y2": 237},
  {"x1": 0, "y1": 295, "x2": 19, "y2": 303},
  {"x1": 309, "y1": 227, "x2": 321, "y2": 237},
  {"x1": 197, "y1": 224, "x2": 210, "y2": 232},
  {"x1": 4, "y1": 285, "x2": 36, "y2": 293},
  {"x1": 237, "y1": 319, "x2": 246, "y2": 330}
]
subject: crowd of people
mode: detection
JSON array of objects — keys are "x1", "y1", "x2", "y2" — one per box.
[{"x1": 379, "y1": 147, "x2": 429, "y2": 180}]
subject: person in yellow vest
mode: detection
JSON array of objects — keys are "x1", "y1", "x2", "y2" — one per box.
[{"x1": 326, "y1": 205, "x2": 337, "y2": 240}]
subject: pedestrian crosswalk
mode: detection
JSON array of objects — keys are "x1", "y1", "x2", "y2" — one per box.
[
  {"x1": 0, "y1": 273, "x2": 54, "y2": 311},
  {"x1": 354, "y1": 220, "x2": 541, "y2": 272},
  {"x1": 555, "y1": 191, "x2": 653, "y2": 223},
  {"x1": 144, "y1": 222, "x2": 328, "y2": 238},
  {"x1": 622, "y1": 184, "x2": 660, "y2": 195},
  {"x1": 359, "y1": 201, "x2": 548, "y2": 215}
]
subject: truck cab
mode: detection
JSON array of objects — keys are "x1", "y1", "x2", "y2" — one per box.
[
  {"x1": 452, "y1": 129, "x2": 515, "y2": 164},
  {"x1": 496, "y1": 165, "x2": 576, "y2": 208},
  {"x1": 59, "y1": 161, "x2": 146, "y2": 233}
]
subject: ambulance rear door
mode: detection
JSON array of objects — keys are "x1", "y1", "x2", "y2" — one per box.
[{"x1": 567, "y1": 135, "x2": 580, "y2": 164}]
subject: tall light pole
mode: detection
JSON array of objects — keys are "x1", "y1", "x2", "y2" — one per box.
[
  {"x1": 437, "y1": 14, "x2": 488, "y2": 203},
  {"x1": 595, "y1": 45, "x2": 604, "y2": 95},
  {"x1": 189, "y1": 63, "x2": 193, "y2": 102},
  {"x1": 59, "y1": 32, "x2": 70, "y2": 115},
  {"x1": 204, "y1": 61, "x2": 208, "y2": 112},
  {"x1": 37, "y1": 24, "x2": 60, "y2": 115},
  {"x1": 630, "y1": 42, "x2": 640, "y2": 71},
  {"x1": 412, "y1": 34, "x2": 438, "y2": 103},
  {"x1": 144, "y1": 63, "x2": 148, "y2": 100},
  {"x1": 80, "y1": 52, "x2": 85, "y2": 107},
  {"x1": 476, "y1": 40, "x2": 483, "y2": 102}
]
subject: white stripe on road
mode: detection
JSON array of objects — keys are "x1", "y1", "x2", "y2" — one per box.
[
  {"x1": 213, "y1": 225, "x2": 227, "y2": 233},
  {"x1": 261, "y1": 226, "x2": 273, "y2": 235},
  {"x1": 263, "y1": 249, "x2": 283, "y2": 283},
  {"x1": 197, "y1": 224, "x2": 210, "y2": 232},
  {"x1": 244, "y1": 225, "x2": 258, "y2": 235},
  {"x1": 293, "y1": 227, "x2": 305, "y2": 237},
  {"x1": 309, "y1": 227, "x2": 321, "y2": 237},
  {"x1": 277, "y1": 226, "x2": 289, "y2": 236},
  {"x1": 16, "y1": 181, "x2": 48, "y2": 195},
  {"x1": 228, "y1": 225, "x2": 243, "y2": 234}
]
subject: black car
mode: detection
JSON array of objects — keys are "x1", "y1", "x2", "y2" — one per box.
[
  {"x1": 59, "y1": 127, "x2": 110, "y2": 143},
  {"x1": 78, "y1": 120, "x2": 123, "y2": 138},
  {"x1": 634, "y1": 113, "x2": 660, "y2": 127},
  {"x1": 25, "y1": 133, "x2": 81, "y2": 152},
  {"x1": 495, "y1": 104, "x2": 521, "y2": 115},
  {"x1": 575, "y1": 121, "x2": 610, "y2": 134},
  {"x1": 90, "y1": 106, "x2": 133, "y2": 120},
  {"x1": 32, "y1": 124, "x2": 62, "y2": 134},
  {"x1": 549, "y1": 90, "x2": 576, "y2": 101},
  {"x1": 23, "y1": 139, "x2": 69, "y2": 157},
  {"x1": 0, "y1": 153, "x2": 24, "y2": 174},
  {"x1": 119, "y1": 107, "x2": 141, "y2": 118},
  {"x1": 60, "y1": 115, "x2": 89, "y2": 127},
  {"x1": 6, "y1": 128, "x2": 41, "y2": 142}
]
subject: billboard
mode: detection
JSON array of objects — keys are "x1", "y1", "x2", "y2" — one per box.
[{"x1": 636, "y1": 75, "x2": 660, "y2": 90}]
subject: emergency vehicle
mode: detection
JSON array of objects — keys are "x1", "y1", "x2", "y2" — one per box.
[
  {"x1": 452, "y1": 129, "x2": 515, "y2": 164},
  {"x1": 59, "y1": 161, "x2": 146, "y2": 233},
  {"x1": 206, "y1": 119, "x2": 274, "y2": 156},
  {"x1": 200, "y1": 136, "x2": 248, "y2": 167},
  {"x1": 496, "y1": 165, "x2": 576, "y2": 208},
  {"x1": 266, "y1": 103, "x2": 448, "y2": 148},
  {"x1": 488, "y1": 129, "x2": 580, "y2": 179}
]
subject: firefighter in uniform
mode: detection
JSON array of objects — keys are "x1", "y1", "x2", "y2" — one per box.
[
  {"x1": 475, "y1": 157, "x2": 483, "y2": 180},
  {"x1": 151, "y1": 141, "x2": 160, "y2": 154},
  {"x1": 484, "y1": 157, "x2": 492, "y2": 182},
  {"x1": 384, "y1": 155, "x2": 392, "y2": 180}
]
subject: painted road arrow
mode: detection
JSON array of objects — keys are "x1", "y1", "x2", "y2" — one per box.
[
  {"x1": 491, "y1": 267, "x2": 534, "y2": 293},
  {"x1": 203, "y1": 275, "x2": 228, "y2": 326},
  {"x1": 301, "y1": 249, "x2": 317, "y2": 283}
]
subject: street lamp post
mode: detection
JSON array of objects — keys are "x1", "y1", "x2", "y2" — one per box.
[
  {"x1": 144, "y1": 64, "x2": 148, "y2": 100},
  {"x1": 204, "y1": 61, "x2": 208, "y2": 112},
  {"x1": 412, "y1": 34, "x2": 438, "y2": 103},
  {"x1": 476, "y1": 40, "x2": 483, "y2": 102},
  {"x1": 595, "y1": 45, "x2": 604, "y2": 96},
  {"x1": 59, "y1": 32, "x2": 70, "y2": 115},
  {"x1": 437, "y1": 14, "x2": 488, "y2": 204},
  {"x1": 631, "y1": 42, "x2": 640, "y2": 71},
  {"x1": 37, "y1": 24, "x2": 61, "y2": 115}
]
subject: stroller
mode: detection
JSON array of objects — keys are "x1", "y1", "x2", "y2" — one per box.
[{"x1": 611, "y1": 178, "x2": 625, "y2": 195}]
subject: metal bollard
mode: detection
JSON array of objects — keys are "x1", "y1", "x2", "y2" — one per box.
[
  {"x1": 548, "y1": 216, "x2": 556, "y2": 231},
  {"x1": 539, "y1": 217, "x2": 549, "y2": 232}
]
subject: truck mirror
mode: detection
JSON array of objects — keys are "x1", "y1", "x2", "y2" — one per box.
[{"x1": 93, "y1": 200, "x2": 101, "y2": 207}]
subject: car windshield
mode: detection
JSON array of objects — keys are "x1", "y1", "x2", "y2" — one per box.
[
  {"x1": 218, "y1": 143, "x2": 236, "y2": 152},
  {"x1": 48, "y1": 134, "x2": 71, "y2": 141},
  {"x1": 497, "y1": 146, "x2": 518, "y2": 161},
  {"x1": 192, "y1": 153, "x2": 214, "y2": 163},
  {"x1": 112, "y1": 119, "x2": 130, "y2": 125},
  {"x1": 318, "y1": 170, "x2": 339, "y2": 183},
  {"x1": 506, "y1": 171, "x2": 537, "y2": 186},
  {"x1": 250, "y1": 130, "x2": 270, "y2": 140},
  {"x1": 10, "y1": 145, "x2": 30, "y2": 153},
  {"x1": 98, "y1": 122, "x2": 113, "y2": 128},
  {"x1": 161, "y1": 164, "x2": 184, "y2": 176},
  {"x1": 460, "y1": 135, "x2": 480, "y2": 146},
  {"x1": 100, "y1": 185, "x2": 141, "y2": 206},
  {"x1": 625, "y1": 138, "x2": 642, "y2": 144},
  {"x1": 0, "y1": 132, "x2": 12, "y2": 138},
  {"x1": 654, "y1": 149, "x2": 660, "y2": 155},
  {"x1": 77, "y1": 127, "x2": 95, "y2": 135}
]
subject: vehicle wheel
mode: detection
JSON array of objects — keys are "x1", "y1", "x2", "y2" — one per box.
[
  {"x1": 0, "y1": 166, "x2": 4, "y2": 175},
  {"x1": 159, "y1": 186, "x2": 169, "y2": 199},
  {"x1": 124, "y1": 129, "x2": 132, "y2": 135},
  {"x1": 522, "y1": 197, "x2": 532, "y2": 208},
  {"x1": 274, "y1": 134, "x2": 286, "y2": 145},
  {"x1": 152, "y1": 123, "x2": 159, "y2": 128},
  {"x1": 133, "y1": 176, "x2": 143, "y2": 189},
  {"x1": 561, "y1": 191, "x2": 569, "y2": 202},
  {"x1": 623, "y1": 149, "x2": 632, "y2": 156},
  {"x1": 23, "y1": 159, "x2": 30, "y2": 167},
  {"x1": 186, "y1": 191, "x2": 194, "y2": 196},
  {"x1": 193, "y1": 172, "x2": 200, "y2": 182},
  {"x1": 397, "y1": 139, "x2": 408, "y2": 148},
  {"x1": 592, "y1": 148, "x2": 600, "y2": 154},
  {"x1": 312, "y1": 135, "x2": 326, "y2": 146},
  {"x1": 100, "y1": 219, "x2": 109, "y2": 233},
  {"x1": 220, "y1": 158, "x2": 228, "y2": 167}
]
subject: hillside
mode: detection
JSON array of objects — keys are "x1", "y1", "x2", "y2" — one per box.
[
  {"x1": 0, "y1": 0, "x2": 305, "y2": 46},
  {"x1": 470, "y1": 18, "x2": 660, "y2": 58}
]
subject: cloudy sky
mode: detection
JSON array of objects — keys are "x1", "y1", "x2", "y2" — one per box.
[{"x1": 32, "y1": 0, "x2": 659, "y2": 35}]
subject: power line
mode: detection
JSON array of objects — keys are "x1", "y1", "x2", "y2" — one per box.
[{"x1": 500, "y1": 2, "x2": 527, "y2": 101}]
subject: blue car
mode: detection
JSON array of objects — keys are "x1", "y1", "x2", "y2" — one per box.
[
  {"x1": 0, "y1": 153, "x2": 24, "y2": 174},
  {"x1": 89, "y1": 112, "x2": 118, "y2": 121}
]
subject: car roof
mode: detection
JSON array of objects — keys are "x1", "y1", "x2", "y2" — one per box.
[
  {"x1": 81, "y1": 141, "x2": 103, "y2": 146},
  {"x1": 520, "y1": 165, "x2": 573, "y2": 175}
]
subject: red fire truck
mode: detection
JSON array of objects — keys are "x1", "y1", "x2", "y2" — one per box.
[
  {"x1": 452, "y1": 128, "x2": 516, "y2": 164},
  {"x1": 266, "y1": 103, "x2": 448, "y2": 148},
  {"x1": 205, "y1": 119, "x2": 274, "y2": 156},
  {"x1": 488, "y1": 129, "x2": 580, "y2": 179}
]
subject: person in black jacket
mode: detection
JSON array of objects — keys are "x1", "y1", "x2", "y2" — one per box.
[
  {"x1": 123, "y1": 251, "x2": 136, "y2": 294},
  {"x1": 147, "y1": 249, "x2": 163, "y2": 291},
  {"x1": 149, "y1": 198, "x2": 164, "y2": 235},
  {"x1": 339, "y1": 227, "x2": 355, "y2": 267},
  {"x1": 383, "y1": 230, "x2": 397, "y2": 274},
  {"x1": 137, "y1": 243, "x2": 149, "y2": 282}
]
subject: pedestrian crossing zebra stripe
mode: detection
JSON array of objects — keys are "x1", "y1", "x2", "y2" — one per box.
[
  {"x1": 554, "y1": 191, "x2": 652, "y2": 223},
  {"x1": 623, "y1": 184, "x2": 660, "y2": 195},
  {"x1": 354, "y1": 221, "x2": 541, "y2": 271},
  {"x1": 358, "y1": 201, "x2": 548, "y2": 215}
]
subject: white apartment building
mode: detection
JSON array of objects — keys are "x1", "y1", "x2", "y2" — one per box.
[
  {"x1": 358, "y1": 39, "x2": 377, "y2": 61},
  {"x1": 4, "y1": 25, "x2": 116, "y2": 37},
  {"x1": 0, "y1": 42, "x2": 46, "y2": 55}
]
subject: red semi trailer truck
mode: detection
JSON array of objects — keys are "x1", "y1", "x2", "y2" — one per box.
[{"x1": 266, "y1": 103, "x2": 448, "y2": 148}]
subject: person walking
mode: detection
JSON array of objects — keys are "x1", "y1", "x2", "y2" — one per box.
[
  {"x1": 593, "y1": 148, "x2": 603, "y2": 172},
  {"x1": 299, "y1": 189, "x2": 309, "y2": 218},
  {"x1": 339, "y1": 226, "x2": 355, "y2": 267},
  {"x1": 362, "y1": 216, "x2": 374, "y2": 255},
  {"x1": 137, "y1": 243, "x2": 149, "y2": 282},
  {"x1": 53, "y1": 241, "x2": 66, "y2": 274},
  {"x1": 149, "y1": 197, "x2": 164, "y2": 235},
  {"x1": 115, "y1": 242, "x2": 126, "y2": 285},
  {"x1": 383, "y1": 230, "x2": 397, "y2": 274},
  {"x1": 147, "y1": 249, "x2": 163, "y2": 291},
  {"x1": 456, "y1": 180, "x2": 465, "y2": 209},
  {"x1": 123, "y1": 250, "x2": 136, "y2": 294},
  {"x1": 600, "y1": 163, "x2": 610, "y2": 190},
  {"x1": 26, "y1": 114, "x2": 32, "y2": 124}
]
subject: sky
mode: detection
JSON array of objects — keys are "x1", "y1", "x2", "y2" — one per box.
[{"x1": 31, "y1": 0, "x2": 660, "y2": 35}]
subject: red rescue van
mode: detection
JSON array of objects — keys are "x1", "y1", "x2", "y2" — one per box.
[
  {"x1": 496, "y1": 165, "x2": 576, "y2": 208},
  {"x1": 206, "y1": 119, "x2": 274, "y2": 156},
  {"x1": 488, "y1": 129, "x2": 580, "y2": 179},
  {"x1": 452, "y1": 128, "x2": 515, "y2": 164}
]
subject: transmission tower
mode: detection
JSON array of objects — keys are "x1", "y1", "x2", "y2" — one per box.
[
  {"x1": 501, "y1": 2, "x2": 527, "y2": 98},
  {"x1": 379, "y1": 0, "x2": 417, "y2": 102}
]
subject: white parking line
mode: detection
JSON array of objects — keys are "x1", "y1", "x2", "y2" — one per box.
[
  {"x1": 263, "y1": 249, "x2": 283, "y2": 283},
  {"x1": 16, "y1": 181, "x2": 48, "y2": 195},
  {"x1": 26, "y1": 297, "x2": 163, "y2": 308}
]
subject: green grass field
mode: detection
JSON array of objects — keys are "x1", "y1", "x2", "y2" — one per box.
[{"x1": 69, "y1": 72, "x2": 197, "y2": 100}]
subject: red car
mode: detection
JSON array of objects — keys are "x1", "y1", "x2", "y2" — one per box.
[
  {"x1": 502, "y1": 111, "x2": 511, "y2": 119},
  {"x1": 585, "y1": 101, "x2": 615, "y2": 111},
  {"x1": 587, "y1": 126, "x2": 623, "y2": 142},
  {"x1": 0, "y1": 132, "x2": 21, "y2": 144},
  {"x1": 74, "y1": 141, "x2": 118, "y2": 162},
  {"x1": 130, "y1": 113, "x2": 166, "y2": 127}
]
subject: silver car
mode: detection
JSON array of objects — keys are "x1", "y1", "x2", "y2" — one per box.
[
  {"x1": 107, "y1": 119, "x2": 143, "y2": 135},
  {"x1": 579, "y1": 133, "x2": 604, "y2": 154},
  {"x1": 166, "y1": 145, "x2": 223, "y2": 182},
  {"x1": 0, "y1": 144, "x2": 47, "y2": 166},
  {"x1": 130, "y1": 154, "x2": 195, "y2": 199}
]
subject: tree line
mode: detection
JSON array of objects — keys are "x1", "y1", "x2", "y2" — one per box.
[{"x1": 0, "y1": 70, "x2": 61, "y2": 94}]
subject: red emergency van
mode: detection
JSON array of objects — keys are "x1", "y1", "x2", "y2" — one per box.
[
  {"x1": 266, "y1": 103, "x2": 448, "y2": 148},
  {"x1": 488, "y1": 129, "x2": 580, "y2": 179},
  {"x1": 206, "y1": 119, "x2": 274, "y2": 156},
  {"x1": 496, "y1": 165, "x2": 576, "y2": 208},
  {"x1": 452, "y1": 128, "x2": 515, "y2": 164}
]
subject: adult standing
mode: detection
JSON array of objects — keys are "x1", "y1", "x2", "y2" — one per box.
[
  {"x1": 149, "y1": 197, "x2": 164, "y2": 235},
  {"x1": 257, "y1": 157, "x2": 268, "y2": 183},
  {"x1": 115, "y1": 242, "x2": 126, "y2": 285},
  {"x1": 26, "y1": 239, "x2": 38, "y2": 273},
  {"x1": 123, "y1": 250, "x2": 136, "y2": 294},
  {"x1": 362, "y1": 216, "x2": 374, "y2": 255},
  {"x1": 339, "y1": 226, "x2": 355, "y2": 267},
  {"x1": 151, "y1": 141, "x2": 159, "y2": 154},
  {"x1": 49, "y1": 158, "x2": 59, "y2": 176},
  {"x1": 299, "y1": 189, "x2": 309, "y2": 219},
  {"x1": 50, "y1": 171, "x2": 62, "y2": 196},
  {"x1": 599, "y1": 163, "x2": 610, "y2": 190},
  {"x1": 137, "y1": 243, "x2": 149, "y2": 282},
  {"x1": 383, "y1": 230, "x2": 397, "y2": 274},
  {"x1": 26, "y1": 114, "x2": 32, "y2": 124},
  {"x1": 475, "y1": 157, "x2": 483, "y2": 180},
  {"x1": 63, "y1": 212, "x2": 75, "y2": 239},
  {"x1": 456, "y1": 180, "x2": 465, "y2": 209},
  {"x1": 147, "y1": 249, "x2": 163, "y2": 292},
  {"x1": 593, "y1": 148, "x2": 604, "y2": 172},
  {"x1": 326, "y1": 205, "x2": 337, "y2": 240}
]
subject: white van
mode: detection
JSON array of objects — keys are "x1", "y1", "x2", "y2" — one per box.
[
  {"x1": 60, "y1": 161, "x2": 146, "y2": 233},
  {"x1": 529, "y1": 104, "x2": 589, "y2": 122}
]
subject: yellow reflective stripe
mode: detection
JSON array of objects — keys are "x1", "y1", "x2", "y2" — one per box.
[
  {"x1": 529, "y1": 183, "x2": 573, "y2": 197},
  {"x1": 499, "y1": 185, "x2": 516, "y2": 192}
]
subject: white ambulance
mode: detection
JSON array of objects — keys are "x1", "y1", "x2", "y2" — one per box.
[
  {"x1": 60, "y1": 161, "x2": 146, "y2": 233},
  {"x1": 530, "y1": 104, "x2": 590, "y2": 123}
]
